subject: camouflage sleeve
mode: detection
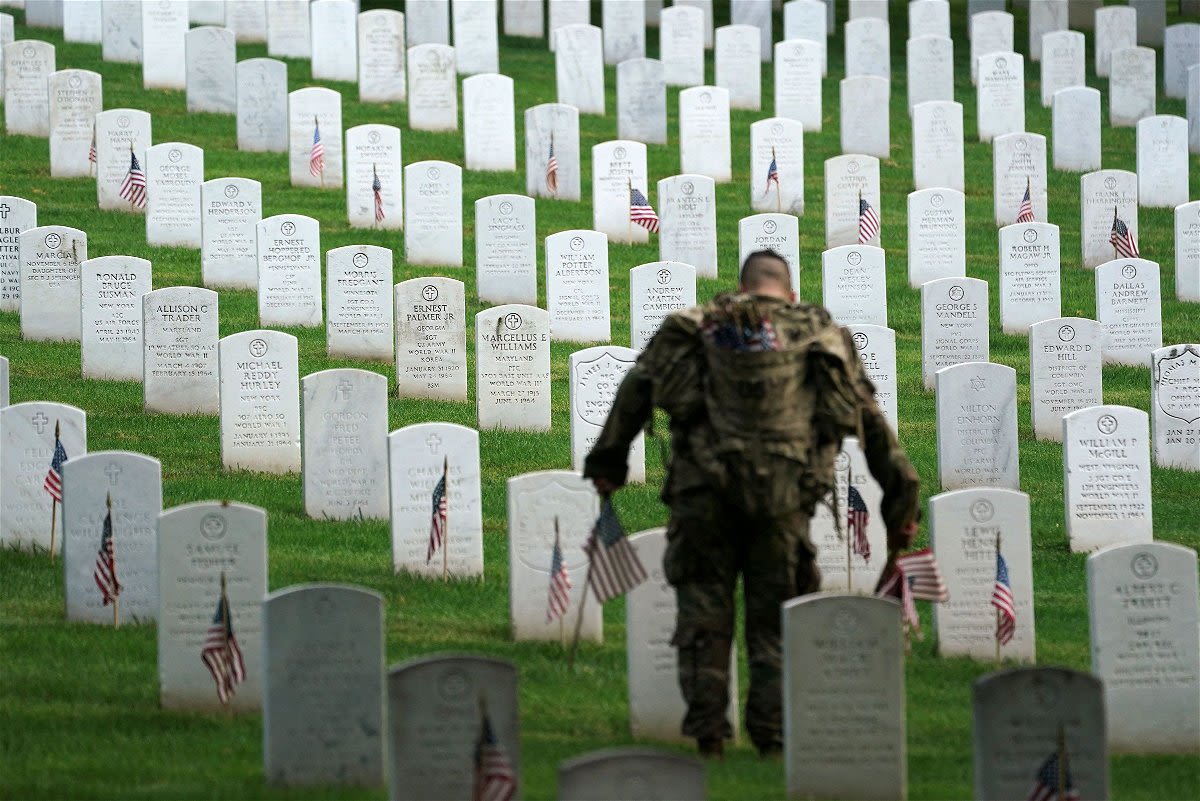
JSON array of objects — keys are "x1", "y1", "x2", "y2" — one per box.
[{"x1": 839, "y1": 328, "x2": 921, "y2": 532}]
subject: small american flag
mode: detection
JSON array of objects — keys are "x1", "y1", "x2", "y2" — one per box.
[
  {"x1": 43, "y1": 422, "x2": 67, "y2": 503},
  {"x1": 1027, "y1": 751, "x2": 1081, "y2": 801},
  {"x1": 546, "y1": 523, "x2": 572, "y2": 623},
  {"x1": 992, "y1": 551, "x2": 1016, "y2": 646},
  {"x1": 585, "y1": 499, "x2": 648, "y2": 603},
  {"x1": 847, "y1": 485, "x2": 870, "y2": 561},
  {"x1": 473, "y1": 706, "x2": 517, "y2": 801},
  {"x1": 427, "y1": 459, "x2": 448, "y2": 563},
  {"x1": 545, "y1": 137, "x2": 559, "y2": 195},
  {"x1": 765, "y1": 151, "x2": 780, "y2": 191},
  {"x1": 201, "y1": 575, "x2": 246, "y2": 706},
  {"x1": 1016, "y1": 178, "x2": 1035, "y2": 223},
  {"x1": 88, "y1": 124, "x2": 96, "y2": 164},
  {"x1": 93, "y1": 495, "x2": 121, "y2": 606},
  {"x1": 372, "y1": 164, "x2": 385, "y2": 223},
  {"x1": 629, "y1": 186, "x2": 660, "y2": 233},
  {"x1": 877, "y1": 564, "x2": 922, "y2": 637},
  {"x1": 875, "y1": 548, "x2": 950, "y2": 640},
  {"x1": 118, "y1": 147, "x2": 146, "y2": 209},
  {"x1": 1109, "y1": 212, "x2": 1139, "y2": 259},
  {"x1": 857, "y1": 195, "x2": 880, "y2": 244},
  {"x1": 309, "y1": 117, "x2": 325, "y2": 178}
]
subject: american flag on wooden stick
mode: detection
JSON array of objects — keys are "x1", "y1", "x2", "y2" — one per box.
[
  {"x1": 472, "y1": 703, "x2": 517, "y2": 801},
  {"x1": 765, "y1": 150, "x2": 780, "y2": 192},
  {"x1": 875, "y1": 548, "x2": 949, "y2": 640},
  {"x1": 992, "y1": 551, "x2": 1016, "y2": 646},
  {"x1": 1016, "y1": 177, "x2": 1035, "y2": 223},
  {"x1": 546, "y1": 521, "x2": 572, "y2": 623},
  {"x1": 201, "y1": 573, "x2": 246, "y2": 705},
  {"x1": 629, "y1": 186, "x2": 660, "y2": 233},
  {"x1": 545, "y1": 136, "x2": 559, "y2": 195},
  {"x1": 93, "y1": 494, "x2": 121, "y2": 606},
  {"x1": 118, "y1": 146, "x2": 146, "y2": 208},
  {"x1": 43, "y1": 421, "x2": 67, "y2": 502},
  {"x1": 1027, "y1": 750, "x2": 1081, "y2": 801},
  {"x1": 847, "y1": 485, "x2": 870, "y2": 561},
  {"x1": 1109, "y1": 209, "x2": 1139, "y2": 259},
  {"x1": 372, "y1": 164, "x2": 385, "y2": 223},
  {"x1": 309, "y1": 116, "x2": 325, "y2": 178},
  {"x1": 427, "y1": 458, "x2": 448, "y2": 563},
  {"x1": 88, "y1": 123, "x2": 96, "y2": 165},
  {"x1": 584, "y1": 499, "x2": 647, "y2": 603},
  {"x1": 857, "y1": 194, "x2": 879, "y2": 244}
]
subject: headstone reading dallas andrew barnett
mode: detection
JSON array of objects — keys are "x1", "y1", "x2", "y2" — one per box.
[
  {"x1": 1062, "y1": 405, "x2": 1153, "y2": 553},
  {"x1": 1094, "y1": 258, "x2": 1163, "y2": 367},
  {"x1": 783, "y1": 593, "x2": 905, "y2": 801},
  {"x1": 1087, "y1": 542, "x2": 1200, "y2": 754},
  {"x1": 63, "y1": 450, "x2": 161, "y2": 625},
  {"x1": 218, "y1": 330, "x2": 301, "y2": 474},
  {"x1": 475, "y1": 304, "x2": 551, "y2": 432},
  {"x1": 326, "y1": 245, "x2": 393, "y2": 361},
  {"x1": 301, "y1": 368, "x2": 389, "y2": 521},
  {"x1": 80, "y1": 255, "x2": 151, "y2": 382},
  {"x1": 157, "y1": 501, "x2": 267, "y2": 712},
  {"x1": 506, "y1": 470, "x2": 602, "y2": 643},
  {"x1": 388, "y1": 422, "x2": 483, "y2": 578},
  {"x1": 393, "y1": 276, "x2": 467, "y2": 402},
  {"x1": 263, "y1": 584, "x2": 385, "y2": 787},
  {"x1": 142, "y1": 286, "x2": 219, "y2": 415}
]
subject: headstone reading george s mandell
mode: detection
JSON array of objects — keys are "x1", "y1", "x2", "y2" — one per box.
[
  {"x1": 678, "y1": 86, "x2": 732, "y2": 182},
  {"x1": 935, "y1": 362, "x2": 1020, "y2": 491},
  {"x1": 326, "y1": 245, "x2": 394, "y2": 362},
  {"x1": 555, "y1": 24, "x2": 605, "y2": 115},
  {"x1": 629, "y1": 261, "x2": 697, "y2": 352},
  {"x1": 821, "y1": 245, "x2": 887, "y2": 328},
  {"x1": 506, "y1": 470, "x2": 602, "y2": 643},
  {"x1": 545, "y1": 230, "x2": 611, "y2": 343},
  {"x1": 1087, "y1": 542, "x2": 1200, "y2": 754},
  {"x1": 463, "y1": 73, "x2": 516, "y2": 172},
  {"x1": 1062, "y1": 405, "x2": 1153, "y2": 553},
  {"x1": 569, "y1": 347, "x2": 645, "y2": 480},
  {"x1": 1094, "y1": 258, "x2": 1163, "y2": 366},
  {"x1": 80, "y1": 255, "x2": 151, "y2": 382},
  {"x1": 142, "y1": 286, "x2": 219, "y2": 415},
  {"x1": 345, "y1": 124, "x2": 403, "y2": 230},
  {"x1": 0, "y1": 401, "x2": 87, "y2": 552},
  {"x1": 525, "y1": 102, "x2": 581, "y2": 201},
  {"x1": 1029, "y1": 318, "x2": 1103, "y2": 442},
  {"x1": 185, "y1": 27, "x2": 236, "y2": 114},
  {"x1": 0, "y1": 195, "x2": 36, "y2": 313},
  {"x1": 997, "y1": 222, "x2": 1061, "y2": 335},
  {"x1": 907, "y1": 188, "x2": 966, "y2": 288},
  {"x1": 63, "y1": 451, "x2": 161, "y2": 624},
  {"x1": 288, "y1": 87, "x2": 342, "y2": 188},
  {"x1": 387, "y1": 422, "x2": 483, "y2": 578},
  {"x1": 256, "y1": 214, "x2": 322, "y2": 328},
  {"x1": 18, "y1": 225, "x2": 85, "y2": 342},
  {"x1": 156, "y1": 500, "x2": 267, "y2": 712},
  {"x1": 476, "y1": 304, "x2": 552, "y2": 432},
  {"x1": 403, "y1": 161, "x2": 463, "y2": 267},
  {"x1": 263, "y1": 584, "x2": 385, "y2": 787},
  {"x1": 476, "y1": 194, "x2": 537, "y2": 305},
  {"x1": 1151, "y1": 344, "x2": 1200, "y2": 470},
  {"x1": 358, "y1": 9, "x2": 406, "y2": 103},
  {"x1": 657, "y1": 175, "x2": 717, "y2": 279},
  {"x1": 393, "y1": 277, "x2": 467, "y2": 402},
  {"x1": 301, "y1": 368, "x2": 389, "y2": 521},
  {"x1": 218, "y1": 330, "x2": 301, "y2": 474},
  {"x1": 236, "y1": 58, "x2": 287, "y2": 152},
  {"x1": 47, "y1": 69, "x2": 102, "y2": 178},
  {"x1": 201, "y1": 177, "x2": 262, "y2": 290}
]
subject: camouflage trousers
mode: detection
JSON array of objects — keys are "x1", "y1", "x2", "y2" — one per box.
[{"x1": 663, "y1": 488, "x2": 821, "y2": 750}]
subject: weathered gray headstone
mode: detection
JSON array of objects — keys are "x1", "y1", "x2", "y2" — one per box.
[
  {"x1": 263, "y1": 584, "x2": 385, "y2": 787},
  {"x1": 1136, "y1": 115, "x2": 1189, "y2": 208},
  {"x1": 4, "y1": 40, "x2": 55, "y2": 136},
  {"x1": 844, "y1": 17, "x2": 889, "y2": 78},
  {"x1": 936, "y1": 362, "x2": 1020, "y2": 491},
  {"x1": 525, "y1": 102, "x2": 581, "y2": 201},
  {"x1": 310, "y1": 0, "x2": 357, "y2": 82},
  {"x1": 288, "y1": 87, "x2": 342, "y2": 188},
  {"x1": 602, "y1": 0, "x2": 644, "y2": 65},
  {"x1": 1029, "y1": 317, "x2": 1103, "y2": 442},
  {"x1": 555, "y1": 24, "x2": 604, "y2": 115},
  {"x1": 94, "y1": 108, "x2": 151, "y2": 212},
  {"x1": 393, "y1": 276, "x2": 466, "y2": 402},
  {"x1": 80, "y1": 255, "x2": 151, "y2": 381},
  {"x1": 266, "y1": 0, "x2": 310, "y2": 59},
  {"x1": 824, "y1": 154, "x2": 880, "y2": 248},
  {"x1": 783, "y1": 594, "x2": 905, "y2": 801},
  {"x1": 185, "y1": 26, "x2": 236, "y2": 115},
  {"x1": 998, "y1": 222, "x2": 1061, "y2": 335},
  {"x1": 403, "y1": 161, "x2": 462, "y2": 267},
  {"x1": 1109, "y1": 46, "x2": 1156, "y2": 128},
  {"x1": 256, "y1": 214, "x2": 322, "y2": 328},
  {"x1": 1063, "y1": 405, "x2": 1153, "y2": 552},
  {"x1": 976, "y1": 52, "x2": 1024, "y2": 143},
  {"x1": 507, "y1": 470, "x2": 601, "y2": 642},
  {"x1": 0, "y1": 401, "x2": 87, "y2": 551},
  {"x1": 774, "y1": 39, "x2": 822, "y2": 132},
  {"x1": 476, "y1": 194, "x2": 537, "y2": 305},
  {"x1": 345, "y1": 124, "x2": 402, "y2": 230},
  {"x1": 822, "y1": 245, "x2": 887, "y2": 327},
  {"x1": 679, "y1": 86, "x2": 731, "y2": 182},
  {"x1": 0, "y1": 195, "x2": 37, "y2": 312},
  {"x1": 1130, "y1": 0, "x2": 1166, "y2": 47},
  {"x1": 358, "y1": 9, "x2": 405, "y2": 103},
  {"x1": 301, "y1": 369, "x2": 389, "y2": 521},
  {"x1": 140, "y1": 0, "x2": 187, "y2": 90},
  {"x1": 973, "y1": 668, "x2": 1109, "y2": 801},
  {"x1": 1094, "y1": 258, "x2": 1163, "y2": 366},
  {"x1": 546, "y1": 230, "x2": 611, "y2": 342},
  {"x1": 993, "y1": 133, "x2": 1047, "y2": 227},
  {"x1": 47, "y1": 69, "x2": 102, "y2": 178},
  {"x1": 326, "y1": 245, "x2": 393, "y2": 361},
  {"x1": 145, "y1": 143, "x2": 203, "y2": 249},
  {"x1": 1095, "y1": 6, "x2": 1136, "y2": 79},
  {"x1": 1080, "y1": 170, "x2": 1138, "y2": 269},
  {"x1": 657, "y1": 175, "x2": 717, "y2": 279},
  {"x1": 63, "y1": 451, "x2": 161, "y2": 624},
  {"x1": 463, "y1": 73, "x2": 515, "y2": 172},
  {"x1": 569, "y1": 347, "x2": 644, "y2": 480},
  {"x1": 476, "y1": 304, "x2": 551, "y2": 432},
  {"x1": 559, "y1": 748, "x2": 706, "y2": 800},
  {"x1": 630, "y1": 261, "x2": 697, "y2": 351},
  {"x1": 142, "y1": 286, "x2": 219, "y2": 415},
  {"x1": 1151, "y1": 344, "x2": 1200, "y2": 470},
  {"x1": 907, "y1": 188, "x2": 965, "y2": 288},
  {"x1": 617, "y1": 58, "x2": 668, "y2": 144},
  {"x1": 18, "y1": 225, "x2": 84, "y2": 342},
  {"x1": 930, "y1": 487, "x2": 1035, "y2": 662},
  {"x1": 1087, "y1": 542, "x2": 1200, "y2": 754},
  {"x1": 218, "y1": 329, "x2": 301, "y2": 474},
  {"x1": 387, "y1": 422, "x2": 483, "y2": 577},
  {"x1": 236, "y1": 58, "x2": 287, "y2": 152},
  {"x1": 386, "y1": 655, "x2": 518, "y2": 800}
]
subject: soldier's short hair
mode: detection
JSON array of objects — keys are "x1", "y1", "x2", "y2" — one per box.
[{"x1": 739, "y1": 250, "x2": 793, "y2": 293}]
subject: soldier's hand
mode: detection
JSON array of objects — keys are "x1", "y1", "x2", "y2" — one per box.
[
  {"x1": 591, "y1": 476, "x2": 622, "y2": 497},
  {"x1": 887, "y1": 520, "x2": 919, "y2": 553}
]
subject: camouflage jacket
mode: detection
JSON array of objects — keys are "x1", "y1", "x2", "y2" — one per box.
[{"x1": 583, "y1": 293, "x2": 920, "y2": 530}]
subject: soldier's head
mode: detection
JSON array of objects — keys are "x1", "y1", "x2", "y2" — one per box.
[{"x1": 739, "y1": 250, "x2": 795, "y2": 302}]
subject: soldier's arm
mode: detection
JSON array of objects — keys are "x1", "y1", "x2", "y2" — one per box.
[{"x1": 840, "y1": 329, "x2": 921, "y2": 540}]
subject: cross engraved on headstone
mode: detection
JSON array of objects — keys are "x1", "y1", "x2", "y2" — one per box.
[
  {"x1": 31, "y1": 412, "x2": 49, "y2": 434},
  {"x1": 104, "y1": 463, "x2": 122, "y2": 485},
  {"x1": 0, "y1": 204, "x2": 10, "y2": 220},
  {"x1": 337, "y1": 380, "x2": 353, "y2": 400},
  {"x1": 426, "y1": 434, "x2": 442, "y2": 454}
]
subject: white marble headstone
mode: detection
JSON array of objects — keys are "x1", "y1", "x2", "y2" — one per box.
[
  {"x1": 463, "y1": 73, "x2": 516, "y2": 171},
  {"x1": 993, "y1": 133, "x2": 1047, "y2": 227},
  {"x1": 935, "y1": 362, "x2": 1019, "y2": 490},
  {"x1": 94, "y1": 108, "x2": 151, "y2": 213},
  {"x1": 1109, "y1": 46, "x2": 1156, "y2": 128},
  {"x1": 18, "y1": 225, "x2": 84, "y2": 341},
  {"x1": 80, "y1": 255, "x2": 150, "y2": 381},
  {"x1": 824, "y1": 154, "x2": 880, "y2": 248},
  {"x1": 545, "y1": 230, "x2": 611, "y2": 342},
  {"x1": 660, "y1": 5, "x2": 704, "y2": 87},
  {"x1": 1040, "y1": 29, "x2": 1084, "y2": 107},
  {"x1": 225, "y1": 0, "x2": 266, "y2": 43},
  {"x1": 846, "y1": 325, "x2": 898, "y2": 429},
  {"x1": 475, "y1": 194, "x2": 537, "y2": 305},
  {"x1": 617, "y1": 58, "x2": 667, "y2": 144},
  {"x1": 1175, "y1": 201, "x2": 1200, "y2": 301},
  {"x1": 185, "y1": 27, "x2": 236, "y2": 114},
  {"x1": 908, "y1": 0, "x2": 949, "y2": 40},
  {"x1": 0, "y1": 196, "x2": 36, "y2": 312},
  {"x1": 822, "y1": 245, "x2": 887, "y2": 327},
  {"x1": 555, "y1": 24, "x2": 604, "y2": 115},
  {"x1": 236, "y1": 58, "x2": 287, "y2": 152},
  {"x1": 0, "y1": 401, "x2": 87, "y2": 551},
  {"x1": 629, "y1": 261, "x2": 697, "y2": 351},
  {"x1": 145, "y1": 143, "x2": 203, "y2": 249},
  {"x1": 679, "y1": 86, "x2": 732, "y2": 182},
  {"x1": 569, "y1": 347, "x2": 645, "y2": 480},
  {"x1": 1052, "y1": 87, "x2": 1101, "y2": 172},
  {"x1": 345, "y1": 124, "x2": 403, "y2": 230},
  {"x1": 266, "y1": 0, "x2": 310, "y2": 58},
  {"x1": 1151, "y1": 344, "x2": 1200, "y2": 470},
  {"x1": 1063, "y1": 405, "x2": 1153, "y2": 552},
  {"x1": 288, "y1": 87, "x2": 343, "y2": 188},
  {"x1": 326, "y1": 245, "x2": 394, "y2": 361},
  {"x1": 1094, "y1": 258, "x2": 1163, "y2": 366},
  {"x1": 731, "y1": 0, "x2": 771, "y2": 60},
  {"x1": 906, "y1": 35, "x2": 954, "y2": 114},
  {"x1": 142, "y1": 286, "x2": 219, "y2": 414},
  {"x1": 1165, "y1": 24, "x2": 1200, "y2": 100},
  {"x1": 403, "y1": 161, "x2": 462, "y2": 267},
  {"x1": 201, "y1": 177, "x2": 261, "y2": 289},
  {"x1": 63, "y1": 1, "x2": 101, "y2": 43},
  {"x1": 310, "y1": 0, "x2": 357, "y2": 82},
  {"x1": 503, "y1": 0, "x2": 541, "y2": 38},
  {"x1": 601, "y1": 0, "x2": 644, "y2": 65},
  {"x1": 407, "y1": 0, "x2": 449, "y2": 46},
  {"x1": 141, "y1": 0, "x2": 187, "y2": 90},
  {"x1": 657, "y1": 175, "x2": 717, "y2": 278},
  {"x1": 907, "y1": 189, "x2": 965, "y2": 288},
  {"x1": 101, "y1": 1, "x2": 142, "y2": 64},
  {"x1": 48, "y1": 69, "x2": 102, "y2": 178},
  {"x1": 1029, "y1": 317, "x2": 1103, "y2": 442},
  {"x1": 998, "y1": 222, "x2": 1061, "y2": 335},
  {"x1": 738, "y1": 214, "x2": 800, "y2": 291},
  {"x1": 839, "y1": 75, "x2": 890, "y2": 158},
  {"x1": 475, "y1": 304, "x2": 552, "y2": 432},
  {"x1": 358, "y1": 9, "x2": 405, "y2": 103},
  {"x1": 592, "y1": 140, "x2": 649, "y2": 245},
  {"x1": 912, "y1": 101, "x2": 964, "y2": 192},
  {"x1": 1080, "y1": 170, "x2": 1138, "y2": 269},
  {"x1": 715, "y1": 24, "x2": 761, "y2": 111},
  {"x1": 1095, "y1": 6, "x2": 1136, "y2": 79},
  {"x1": 256, "y1": 214, "x2": 322, "y2": 328},
  {"x1": 970, "y1": 10, "x2": 1013, "y2": 84},
  {"x1": 1136, "y1": 115, "x2": 1189, "y2": 209},
  {"x1": 774, "y1": 39, "x2": 822, "y2": 132},
  {"x1": 4, "y1": 40, "x2": 55, "y2": 136},
  {"x1": 394, "y1": 276, "x2": 466, "y2": 402},
  {"x1": 218, "y1": 330, "x2": 301, "y2": 474},
  {"x1": 525, "y1": 102, "x2": 581, "y2": 201},
  {"x1": 844, "y1": 17, "x2": 889, "y2": 78},
  {"x1": 977, "y1": 52, "x2": 1025, "y2": 143},
  {"x1": 1028, "y1": 0, "x2": 1068, "y2": 62},
  {"x1": 452, "y1": 0, "x2": 499, "y2": 75}
]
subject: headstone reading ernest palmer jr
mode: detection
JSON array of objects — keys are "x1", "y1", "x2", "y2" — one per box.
[{"x1": 393, "y1": 276, "x2": 467, "y2": 402}]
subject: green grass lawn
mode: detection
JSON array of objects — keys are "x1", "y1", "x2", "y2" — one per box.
[{"x1": 1, "y1": 2, "x2": 1198, "y2": 799}]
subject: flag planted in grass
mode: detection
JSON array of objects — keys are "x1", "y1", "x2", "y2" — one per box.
[
  {"x1": 992, "y1": 551, "x2": 1016, "y2": 646},
  {"x1": 546, "y1": 523, "x2": 571, "y2": 623},
  {"x1": 1109, "y1": 209, "x2": 1139, "y2": 258},
  {"x1": 119, "y1": 146, "x2": 146, "y2": 209},
  {"x1": 875, "y1": 548, "x2": 948, "y2": 639},
  {"x1": 629, "y1": 186, "x2": 660, "y2": 234},
  {"x1": 93, "y1": 494, "x2": 121, "y2": 606},
  {"x1": 472, "y1": 702, "x2": 516, "y2": 801},
  {"x1": 309, "y1": 117, "x2": 325, "y2": 178},
  {"x1": 201, "y1": 573, "x2": 245, "y2": 706},
  {"x1": 848, "y1": 485, "x2": 870, "y2": 561},
  {"x1": 584, "y1": 498, "x2": 647, "y2": 602}
]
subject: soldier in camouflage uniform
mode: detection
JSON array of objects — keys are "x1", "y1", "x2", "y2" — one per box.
[{"x1": 584, "y1": 251, "x2": 920, "y2": 759}]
